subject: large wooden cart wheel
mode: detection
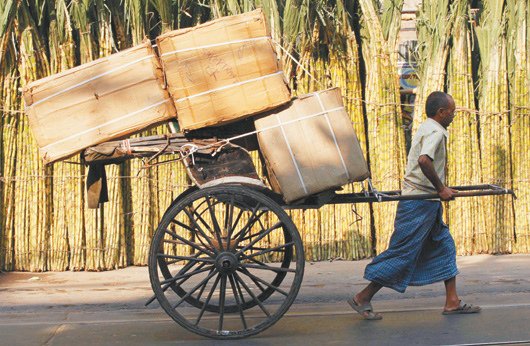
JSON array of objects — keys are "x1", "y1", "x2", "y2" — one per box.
[{"x1": 148, "y1": 185, "x2": 305, "y2": 339}]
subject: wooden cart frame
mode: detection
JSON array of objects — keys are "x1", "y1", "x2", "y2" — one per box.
[{"x1": 84, "y1": 131, "x2": 515, "y2": 340}]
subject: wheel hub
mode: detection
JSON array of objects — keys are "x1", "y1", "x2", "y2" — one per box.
[{"x1": 215, "y1": 252, "x2": 239, "y2": 274}]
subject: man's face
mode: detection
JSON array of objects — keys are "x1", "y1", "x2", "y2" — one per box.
[{"x1": 439, "y1": 97, "x2": 456, "y2": 128}]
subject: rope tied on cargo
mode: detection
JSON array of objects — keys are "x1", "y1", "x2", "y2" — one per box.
[
  {"x1": 271, "y1": 39, "x2": 323, "y2": 87},
  {"x1": 122, "y1": 139, "x2": 132, "y2": 155},
  {"x1": 179, "y1": 143, "x2": 199, "y2": 166},
  {"x1": 207, "y1": 106, "x2": 346, "y2": 151}
]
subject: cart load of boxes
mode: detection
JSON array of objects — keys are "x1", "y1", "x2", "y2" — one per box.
[{"x1": 23, "y1": 9, "x2": 369, "y2": 203}]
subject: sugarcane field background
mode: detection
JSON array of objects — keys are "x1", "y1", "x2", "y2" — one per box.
[{"x1": 0, "y1": 0, "x2": 529, "y2": 272}]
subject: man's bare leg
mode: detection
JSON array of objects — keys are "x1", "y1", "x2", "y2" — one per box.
[
  {"x1": 444, "y1": 276, "x2": 461, "y2": 311},
  {"x1": 354, "y1": 282, "x2": 383, "y2": 306},
  {"x1": 351, "y1": 282, "x2": 383, "y2": 319}
]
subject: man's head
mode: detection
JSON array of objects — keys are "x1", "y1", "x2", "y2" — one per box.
[{"x1": 425, "y1": 91, "x2": 456, "y2": 128}]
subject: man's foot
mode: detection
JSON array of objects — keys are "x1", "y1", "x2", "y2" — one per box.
[
  {"x1": 443, "y1": 300, "x2": 481, "y2": 315},
  {"x1": 347, "y1": 294, "x2": 382, "y2": 320}
]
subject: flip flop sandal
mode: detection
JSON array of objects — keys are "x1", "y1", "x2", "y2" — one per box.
[
  {"x1": 442, "y1": 300, "x2": 481, "y2": 315},
  {"x1": 347, "y1": 297, "x2": 383, "y2": 320}
]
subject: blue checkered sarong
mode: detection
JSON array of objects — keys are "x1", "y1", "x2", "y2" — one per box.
[{"x1": 364, "y1": 200, "x2": 459, "y2": 293}]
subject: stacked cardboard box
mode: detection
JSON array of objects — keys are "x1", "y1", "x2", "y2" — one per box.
[
  {"x1": 156, "y1": 9, "x2": 291, "y2": 131},
  {"x1": 255, "y1": 88, "x2": 370, "y2": 203},
  {"x1": 23, "y1": 10, "x2": 370, "y2": 204},
  {"x1": 23, "y1": 40, "x2": 176, "y2": 164}
]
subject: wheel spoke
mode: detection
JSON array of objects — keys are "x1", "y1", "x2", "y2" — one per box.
[
  {"x1": 170, "y1": 219, "x2": 215, "y2": 255},
  {"x1": 218, "y1": 275, "x2": 227, "y2": 331},
  {"x1": 237, "y1": 268, "x2": 289, "y2": 296},
  {"x1": 233, "y1": 272, "x2": 270, "y2": 317},
  {"x1": 157, "y1": 253, "x2": 215, "y2": 264},
  {"x1": 228, "y1": 274, "x2": 248, "y2": 329},
  {"x1": 205, "y1": 196, "x2": 225, "y2": 251},
  {"x1": 164, "y1": 229, "x2": 215, "y2": 257},
  {"x1": 236, "y1": 245, "x2": 285, "y2": 253},
  {"x1": 146, "y1": 263, "x2": 213, "y2": 306},
  {"x1": 234, "y1": 273, "x2": 246, "y2": 305},
  {"x1": 241, "y1": 263, "x2": 296, "y2": 273},
  {"x1": 173, "y1": 270, "x2": 218, "y2": 309},
  {"x1": 236, "y1": 265, "x2": 266, "y2": 293},
  {"x1": 235, "y1": 221, "x2": 283, "y2": 256},
  {"x1": 224, "y1": 196, "x2": 235, "y2": 236},
  {"x1": 230, "y1": 204, "x2": 263, "y2": 243},
  {"x1": 195, "y1": 267, "x2": 216, "y2": 301},
  {"x1": 243, "y1": 241, "x2": 295, "y2": 259},
  {"x1": 238, "y1": 216, "x2": 272, "y2": 242},
  {"x1": 159, "y1": 263, "x2": 212, "y2": 286},
  {"x1": 195, "y1": 273, "x2": 221, "y2": 326},
  {"x1": 189, "y1": 206, "x2": 216, "y2": 235},
  {"x1": 227, "y1": 208, "x2": 244, "y2": 248},
  {"x1": 183, "y1": 208, "x2": 219, "y2": 255}
]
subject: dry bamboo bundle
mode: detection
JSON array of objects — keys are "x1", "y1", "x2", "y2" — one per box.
[
  {"x1": 359, "y1": 0, "x2": 406, "y2": 254},
  {"x1": 96, "y1": 7, "x2": 128, "y2": 271},
  {"x1": 506, "y1": 0, "x2": 530, "y2": 253},
  {"x1": 446, "y1": 0, "x2": 485, "y2": 255},
  {"x1": 47, "y1": 1, "x2": 82, "y2": 271},
  {"x1": 412, "y1": 0, "x2": 456, "y2": 132},
  {"x1": 10, "y1": 27, "x2": 53, "y2": 272},
  {"x1": 476, "y1": 0, "x2": 514, "y2": 253},
  {"x1": 0, "y1": 81, "x2": 5, "y2": 270},
  {"x1": 339, "y1": 33, "x2": 373, "y2": 260},
  {"x1": 1, "y1": 74, "x2": 20, "y2": 271},
  {"x1": 129, "y1": 129, "x2": 159, "y2": 266},
  {"x1": 102, "y1": 167, "x2": 126, "y2": 270}
]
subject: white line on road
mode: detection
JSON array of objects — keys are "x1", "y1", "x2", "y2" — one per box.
[{"x1": 442, "y1": 341, "x2": 530, "y2": 346}]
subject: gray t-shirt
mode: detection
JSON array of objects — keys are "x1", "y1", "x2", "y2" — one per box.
[{"x1": 402, "y1": 118, "x2": 448, "y2": 195}]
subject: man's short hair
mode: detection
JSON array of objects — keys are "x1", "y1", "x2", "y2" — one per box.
[{"x1": 425, "y1": 91, "x2": 450, "y2": 118}]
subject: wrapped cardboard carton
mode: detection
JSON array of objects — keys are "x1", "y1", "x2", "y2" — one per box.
[
  {"x1": 156, "y1": 9, "x2": 290, "y2": 131},
  {"x1": 23, "y1": 40, "x2": 176, "y2": 164},
  {"x1": 255, "y1": 88, "x2": 370, "y2": 203}
]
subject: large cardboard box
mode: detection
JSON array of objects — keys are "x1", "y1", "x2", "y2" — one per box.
[
  {"x1": 255, "y1": 88, "x2": 370, "y2": 203},
  {"x1": 23, "y1": 40, "x2": 177, "y2": 164},
  {"x1": 156, "y1": 9, "x2": 291, "y2": 131}
]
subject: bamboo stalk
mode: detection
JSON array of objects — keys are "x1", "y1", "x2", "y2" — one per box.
[
  {"x1": 359, "y1": 0, "x2": 406, "y2": 255},
  {"x1": 475, "y1": 0, "x2": 515, "y2": 254},
  {"x1": 446, "y1": 0, "x2": 485, "y2": 255},
  {"x1": 506, "y1": 0, "x2": 530, "y2": 253},
  {"x1": 412, "y1": 0, "x2": 456, "y2": 132}
]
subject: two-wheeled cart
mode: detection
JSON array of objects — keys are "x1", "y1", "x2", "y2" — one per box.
[{"x1": 83, "y1": 131, "x2": 515, "y2": 340}]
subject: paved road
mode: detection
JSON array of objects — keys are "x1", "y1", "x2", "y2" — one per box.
[{"x1": 2, "y1": 255, "x2": 530, "y2": 345}]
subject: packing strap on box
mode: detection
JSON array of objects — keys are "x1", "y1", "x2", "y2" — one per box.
[
  {"x1": 314, "y1": 92, "x2": 351, "y2": 180},
  {"x1": 174, "y1": 71, "x2": 284, "y2": 103},
  {"x1": 41, "y1": 98, "x2": 172, "y2": 151},
  {"x1": 160, "y1": 36, "x2": 271, "y2": 57},
  {"x1": 270, "y1": 98, "x2": 350, "y2": 194},
  {"x1": 272, "y1": 113, "x2": 307, "y2": 194},
  {"x1": 26, "y1": 54, "x2": 156, "y2": 108}
]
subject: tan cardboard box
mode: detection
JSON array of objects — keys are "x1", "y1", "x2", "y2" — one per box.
[
  {"x1": 23, "y1": 40, "x2": 176, "y2": 164},
  {"x1": 156, "y1": 9, "x2": 291, "y2": 131},
  {"x1": 255, "y1": 88, "x2": 370, "y2": 203}
]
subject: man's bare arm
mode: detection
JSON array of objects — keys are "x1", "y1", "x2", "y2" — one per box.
[{"x1": 418, "y1": 155, "x2": 458, "y2": 201}]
